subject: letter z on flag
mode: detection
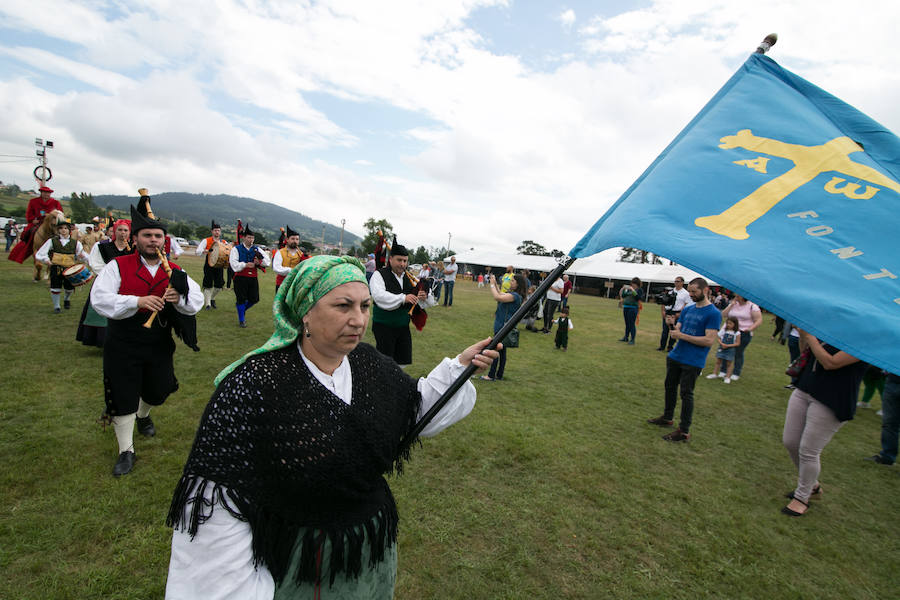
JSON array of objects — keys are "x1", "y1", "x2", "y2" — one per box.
[{"x1": 571, "y1": 53, "x2": 900, "y2": 375}]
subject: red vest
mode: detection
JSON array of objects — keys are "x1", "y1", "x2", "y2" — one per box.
[{"x1": 114, "y1": 253, "x2": 181, "y2": 313}]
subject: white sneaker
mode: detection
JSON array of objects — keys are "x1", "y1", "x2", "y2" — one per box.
[
  {"x1": 876, "y1": 409, "x2": 883, "y2": 416},
  {"x1": 718, "y1": 372, "x2": 726, "y2": 378},
  {"x1": 706, "y1": 373, "x2": 719, "y2": 379},
  {"x1": 730, "y1": 375, "x2": 739, "y2": 381},
  {"x1": 857, "y1": 401, "x2": 871, "y2": 408},
  {"x1": 723, "y1": 377, "x2": 731, "y2": 384}
]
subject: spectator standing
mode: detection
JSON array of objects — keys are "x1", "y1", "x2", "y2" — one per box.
[
  {"x1": 720, "y1": 294, "x2": 762, "y2": 380},
  {"x1": 481, "y1": 273, "x2": 527, "y2": 381},
  {"x1": 442, "y1": 256, "x2": 458, "y2": 306},
  {"x1": 657, "y1": 276, "x2": 691, "y2": 352},
  {"x1": 560, "y1": 274, "x2": 573, "y2": 308},
  {"x1": 857, "y1": 365, "x2": 885, "y2": 410},
  {"x1": 541, "y1": 275, "x2": 564, "y2": 334},
  {"x1": 4, "y1": 218, "x2": 17, "y2": 251},
  {"x1": 705, "y1": 316, "x2": 741, "y2": 383},
  {"x1": 431, "y1": 261, "x2": 444, "y2": 303},
  {"x1": 364, "y1": 252, "x2": 376, "y2": 282},
  {"x1": 554, "y1": 306, "x2": 573, "y2": 351},
  {"x1": 618, "y1": 277, "x2": 644, "y2": 345},
  {"x1": 865, "y1": 371, "x2": 900, "y2": 465},
  {"x1": 500, "y1": 265, "x2": 515, "y2": 293},
  {"x1": 781, "y1": 331, "x2": 867, "y2": 516},
  {"x1": 647, "y1": 278, "x2": 720, "y2": 442}
]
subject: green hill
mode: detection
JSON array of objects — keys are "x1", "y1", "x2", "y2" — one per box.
[{"x1": 93, "y1": 192, "x2": 360, "y2": 245}]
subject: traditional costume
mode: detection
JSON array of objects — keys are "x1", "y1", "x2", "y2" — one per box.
[
  {"x1": 229, "y1": 225, "x2": 271, "y2": 327},
  {"x1": 195, "y1": 220, "x2": 226, "y2": 309},
  {"x1": 164, "y1": 235, "x2": 183, "y2": 261},
  {"x1": 91, "y1": 191, "x2": 203, "y2": 476},
  {"x1": 34, "y1": 219, "x2": 89, "y2": 313},
  {"x1": 166, "y1": 256, "x2": 478, "y2": 599},
  {"x1": 76, "y1": 219, "x2": 133, "y2": 347},
  {"x1": 369, "y1": 243, "x2": 434, "y2": 365},
  {"x1": 8, "y1": 185, "x2": 62, "y2": 264},
  {"x1": 272, "y1": 225, "x2": 307, "y2": 292}
]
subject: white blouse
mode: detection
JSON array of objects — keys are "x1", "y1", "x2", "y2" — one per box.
[
  {"x1": 90, "y1": 256, "x2": 203, "y2": 319},
  {"x1": 165, "y1": 344, "x2": 478, "y2": 599}
]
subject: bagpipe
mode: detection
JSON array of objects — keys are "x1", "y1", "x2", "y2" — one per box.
[{"x1": 376, "y1": 229, "x2": 429, "y2": 331}]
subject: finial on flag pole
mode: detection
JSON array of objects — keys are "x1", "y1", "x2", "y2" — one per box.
[{"x1": 755, "y1": 33, "x2": 778, "y2": 54}]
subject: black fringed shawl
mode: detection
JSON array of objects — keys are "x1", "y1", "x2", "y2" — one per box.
[{"x1": 167, "y1": 342, "x2": 422, "y2": 587}]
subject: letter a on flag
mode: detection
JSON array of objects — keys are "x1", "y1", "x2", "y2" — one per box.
[{"x1": 571, "y1": 53, "x2": 900, "y2": 375}]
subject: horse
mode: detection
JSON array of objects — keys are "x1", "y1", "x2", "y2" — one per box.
[
  {"x1": 80, "y1": 229, "x2": 104, "y2": 254},
  {"x1": 31, "y1": 210, "x2": 70, "y2": 282}
]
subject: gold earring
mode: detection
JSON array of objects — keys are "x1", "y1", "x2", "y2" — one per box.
[{"x1": 304, "y1": 323, "x2": 311, "y2": 338}]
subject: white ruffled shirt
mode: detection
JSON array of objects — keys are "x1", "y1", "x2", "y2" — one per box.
[{"x1": 165, "y1": 343, "x2": 477, "y2": 599}]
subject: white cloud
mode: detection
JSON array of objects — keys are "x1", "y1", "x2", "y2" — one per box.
[{"x1": 1, "y1": 0, "x2": 899, "y2": 254}]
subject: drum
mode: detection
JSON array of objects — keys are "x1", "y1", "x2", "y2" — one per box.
[
  {"x1": 62, "y1": 263, "x2": 95, "y2": 287},
  {"x1": 50, "y1": 253, "x2": 76, "y2": 268},
  {"x1": 207, "y1": 240, "x2": 232, "y2": 268}
]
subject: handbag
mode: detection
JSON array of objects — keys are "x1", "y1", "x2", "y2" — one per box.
[
  {"x1": 501, "y1": 327, "x2": 520, "y2": 349},
  {"x1": 786, "y1": 348, "x2": 811, "y2": 378}
]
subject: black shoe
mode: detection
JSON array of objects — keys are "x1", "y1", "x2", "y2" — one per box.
[
  {"x1": 210, "y1": 300, "x2": 217, "y2": 309},
  {"x1": 136, "y1": 416, "x2": 156, "y2": 437},
  {"x1": 54, "y1": 307, "x2": 61, "y2": 314},
  {"x1": 647, "y1": 416, "x2": 674, "y2": 427},
  {"x1": 64, "y1": 300, "x2": 71, "y2": 309},
  {"x1": 618, "y1": 337, "x2": 628, "y2": 342},
  {"x1": 662, "y1": 428, "x2": 690, "y2": 442},
  {"x1": 113, "y1": 451, "x2": 136, "y2": 477},
  {"x1": 239, "y1": 321, "x2": 247, "y2": 328},
  {"x1": 204, "y1": 305, "x2": 211, "y2": 310},
  {"x1": 656, "y1": 347, "x2": 665, "y2": 351},
  {"x1": 864, "y1": 454, "x2": 894, "y2": 465}
]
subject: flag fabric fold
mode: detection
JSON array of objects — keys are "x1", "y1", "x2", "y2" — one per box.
[{"x1": 571, "y1": 53, "x2": 900, "y2": 374}]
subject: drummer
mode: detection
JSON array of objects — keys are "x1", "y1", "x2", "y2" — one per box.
[
  {"x1": 76, "y1": 219, "x2": 133, "y2": 346},
  {"x1": 195, "y1": 220, "x2": 226, "y2": 310},
  {"x1": 35, "y1": 219, "x2": 89, "y2": 314}
]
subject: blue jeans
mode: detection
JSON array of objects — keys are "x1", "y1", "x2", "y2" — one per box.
[
  {"x1": 663, "y1": 357, "x2": 701, "y2": 433},
  {"x1": 432, "y1": 280, "x2": 442, "y2": 303},
  {"x1": 5, "y1": 236, "x2": 14, "y2": 251},
  {"x1": 487, "y1": 346, "x2": 507, "y2": 379},
  {"x1": 879, "y1": 378, "x2": 900, "y2": 464},
  {"x1": 443, "y1": 280, "x2": 454, "y2": 306},
  {"x1": 733, "y1": 330, "x2": 753, "y2": 376},
  {"x1": 623, "y1": 306, "x2": 638, "y2": 341}
]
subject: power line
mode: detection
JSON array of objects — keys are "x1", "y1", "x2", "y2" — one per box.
[{"x1": 0, "y1": 154, "x2": 34, "y2": 158}]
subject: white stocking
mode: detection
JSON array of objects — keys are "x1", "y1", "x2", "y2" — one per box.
[{"x1": 113, "y1": 413, "x2": 136, "y2": 454}]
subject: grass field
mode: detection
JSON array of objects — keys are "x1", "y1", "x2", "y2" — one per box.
[{"x1": 1, "y1": 252, "x2": 898, "y2": 599}]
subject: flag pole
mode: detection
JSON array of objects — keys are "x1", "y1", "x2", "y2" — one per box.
[
  {"x1": 402, "y1": 255, "x2": 576, "y2": 445},
  {"x1": 755, "y1": 33, "x2": 777, "y2": 55}
]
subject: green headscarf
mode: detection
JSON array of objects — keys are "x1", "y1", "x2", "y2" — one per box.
[{"x1": 214, "y1": 255, "x2": 368, "y2": 386}]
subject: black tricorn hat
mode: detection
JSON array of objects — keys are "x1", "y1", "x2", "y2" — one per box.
[
  {"x1": 211, "y1": 219, "x2": 221, "y2": 230},
  {"x1": 285, "y1": 225, "x2": 299, "y2": 238},
  {"x1": 130, "y1": 189, "x2": 166, "y2": 234},
  {"x1": 243, "y1": 225, "x2": 254, "y2": 236}
]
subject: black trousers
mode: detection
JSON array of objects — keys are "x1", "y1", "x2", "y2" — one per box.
[
  {"x1": 663, "y1": 356, "x2": 701, "y2": 434},
  {"x1": 233, "y1": 276, "x2": 260, "y2": 305},
  {"x1": 372, "y1": 322, "x2": 412, "y2": 365},
  {"x1": 202, "y1": 263, "x2": 225, "y2": 289},
  {"x1": 103, "y1": 329, "x2": 177, "y2": 416}
]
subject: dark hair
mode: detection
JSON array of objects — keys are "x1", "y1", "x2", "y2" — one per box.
[
  {"x1": 512, "y1": 274, "x2": 529, "y2": 299},
  {"x1": 689, "y1": 277, "x2": 708, "y2": 290},
  {"x1": 560, "y1": 305, "x2": 570, "y2": 314},
  {"x1": 726, "y1": 316, "x2": 739, "y2": 330},
  {"x1": 631, "y1": 277, "x2": 641, "y2": 286}
]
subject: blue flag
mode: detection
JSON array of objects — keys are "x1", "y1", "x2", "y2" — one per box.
[{"x1": 571, "y1": 53, "x2": 900, "y2": 375}]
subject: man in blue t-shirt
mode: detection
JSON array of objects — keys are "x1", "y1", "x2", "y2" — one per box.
[{"x1": 647, "y1": 277, "x2": 721, "y2": 442}]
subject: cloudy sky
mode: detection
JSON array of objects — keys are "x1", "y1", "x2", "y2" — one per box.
[{"x1": 1, "y1": 0, "x2": 898, "y2": 253}]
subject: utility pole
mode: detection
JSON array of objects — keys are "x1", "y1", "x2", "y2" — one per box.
[
  {"x1": 339, "y1": 219, "x2": 346, "y2": 255},
  {"x1": 447, "y1": 232, "x2": 451, "y2": 256},
  {"x1": 321, "y1": 224, "x2": 326, "y2": 254}
]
